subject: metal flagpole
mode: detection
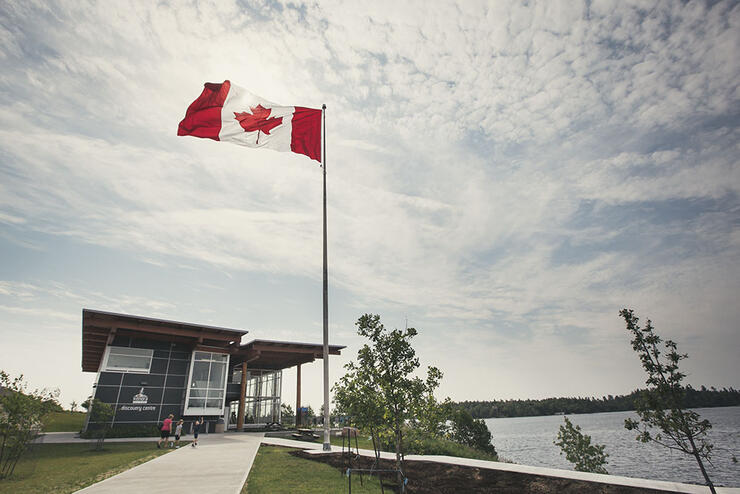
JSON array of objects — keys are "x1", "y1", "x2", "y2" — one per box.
[{"x1": 321, "y1": 103, "x2": 331, "y2": 451}]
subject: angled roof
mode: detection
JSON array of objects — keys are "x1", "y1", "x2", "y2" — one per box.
[
  {"x1": 81, "y1": 309, "x2": 345, "y2": 372},
  {"x1": 82, "y1": 309, "x2": 246, "y2": 372}
]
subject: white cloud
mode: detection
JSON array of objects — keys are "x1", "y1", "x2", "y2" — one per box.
[{"x1": 0, "y1": 0, "x2": 738, "y2": 402}]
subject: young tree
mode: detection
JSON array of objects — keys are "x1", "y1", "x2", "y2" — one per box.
[
  {"x1": 450, "y1": 408, "x2": 497, "y2": 456},
  {"x1": 333, "y1": 352, "x2": 385, "y2": 449},
  {"x1": 69, "y1": 401, "x2": 78, "y2": 412},
  {"x1": 620, "y1": 309, "x2": 715, "y2": 493},
  {"x1": 0, "y1": 371, "x2": 60, "y2": 479},
  {"x1": 414, "y1": 389, "x2": 452, "y2": 438},
  {"x1": 333, "y1": 314, "x2": 442, "y2": 490},
  {"x1": 554, "y1": 416, "x2": 608, "y2": 474},
  {"x1": 88, "y1": 399, "x2": 114, "y2": 451}
]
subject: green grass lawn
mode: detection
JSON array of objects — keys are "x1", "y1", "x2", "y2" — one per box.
[
  {"x1": 243, "y1": 446, "x2": 383, "y2": 494},
  {"x1": 274, "y1": 429, "x2": 376, "y2": 450},
  {"x1": 0, "y1": 442, "x2": 175, "y2": 494},
  {"x1": 43, "y1": 411, "x2": 87, "y2": 432},
  {"x1": 327, "y1": 431, "x2": 498, "y2": 462},
  {"x1": 329, "y1": 433, "x2": 376, "y2": 450}
]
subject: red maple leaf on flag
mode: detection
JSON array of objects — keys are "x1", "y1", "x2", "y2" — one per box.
[{"x1": 233, "y1": 105, "x2": 283, "y2": 143}]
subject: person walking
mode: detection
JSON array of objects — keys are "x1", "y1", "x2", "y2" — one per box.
[
  {"x1": 191, "y1": 417, "x2": 203, "y2": 447},
  {"x1": 157, "y1": 413, "x2": 174, "y2": 449},
  {"x1": 174, "y1": 419, "x2": 184, "y2": 448}
]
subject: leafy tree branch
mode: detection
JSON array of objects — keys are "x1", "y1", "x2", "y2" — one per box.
[{"x1": 620, "y1": 309, "x2": 716, "y2": 493}]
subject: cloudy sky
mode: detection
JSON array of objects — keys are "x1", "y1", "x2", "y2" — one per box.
[{"x1": 1, "y1": 0, "x2": 738, "y2": 410}]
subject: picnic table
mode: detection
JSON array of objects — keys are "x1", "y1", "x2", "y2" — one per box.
[{"x1": 292, "y1": 428, "x2": 320, "y2": 441}]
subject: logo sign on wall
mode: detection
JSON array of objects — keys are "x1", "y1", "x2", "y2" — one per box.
[
  {"x1": 120, "y1": 387, "x2": 156, "y2": 412},
  {"x1": 132, "y1": 387, "x2": 148, "y2": 404}
]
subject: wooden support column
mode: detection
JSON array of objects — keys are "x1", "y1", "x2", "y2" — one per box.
[
  {"x1": 296, "y1": 364, "x2": 302, "y2": 427},
  {"x1": 237, "y1": 361, "x2": 247, "y2": 431}
]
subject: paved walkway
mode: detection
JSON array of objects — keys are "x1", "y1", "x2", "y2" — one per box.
[{"x1": 74, "y1": 432, "x2": 264, "y2": 494}]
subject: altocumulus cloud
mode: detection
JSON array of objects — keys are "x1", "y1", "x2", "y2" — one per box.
[{"x1": 0, "y1": 0, "x2": 738, "y2": 401}]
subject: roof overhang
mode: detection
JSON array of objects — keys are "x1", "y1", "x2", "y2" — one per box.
[
  {"x1": 82, "y1": 309, "x2": 247, "y2": 372},
  {"x1": 232, "y1": 339, "x2": 345, "y2": 370}
]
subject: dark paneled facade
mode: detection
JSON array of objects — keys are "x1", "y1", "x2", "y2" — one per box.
[{"x1": 88, "y1": 335, "x2": 192, "y2": 430}]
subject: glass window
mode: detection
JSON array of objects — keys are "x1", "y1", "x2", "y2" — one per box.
[
  {"x1": 208, "y1": 362, "x2": 225, "y2": 388},
  {"x1": 107, "y1": 355, "x2": 149, "y2": 370},
  {"x1": 191, "y1": 361, "x2": 210, "y2": 388},
  {"x1": 207, "y1": 390, "x2": 224, "y2": 400},
  {"x1": 103, "y1": 346, "x2": 153, "y2": 373},
  {"x1": 239, "y1": 369, "x2": 283, "y2": 425},
  {"x1": 188, "y1": 398, "x2": 206, "y2": 408},
  {"x1": 184, "y1": 351, "x2": 229, "y2": 415},
  {"x1": 232, "y1": 368, "x2": 242, "y2": 383}
]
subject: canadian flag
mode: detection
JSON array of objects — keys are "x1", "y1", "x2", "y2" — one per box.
[{"x1": 177, "y1": 80, "x2": 321, "y2": 162}]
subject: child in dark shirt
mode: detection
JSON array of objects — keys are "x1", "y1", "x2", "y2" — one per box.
[{"x1": 191, "y1": 417, "x2": 203, "y2": 447}]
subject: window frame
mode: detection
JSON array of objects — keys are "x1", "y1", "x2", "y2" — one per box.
[
  {"x1": 101, "y1": 345, "x2": 154, "y2": 374},
  {"x1": 183, "y1": 350, "x2": 230, "y2": 416}
]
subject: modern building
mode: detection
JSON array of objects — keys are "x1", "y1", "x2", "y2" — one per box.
[{"x1": 81, "y1": 309, "x2": 344, "y2": 432}]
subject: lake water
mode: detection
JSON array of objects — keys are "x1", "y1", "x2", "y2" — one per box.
[{"x1": 484, "y1": 406, "x2": 740, "y2": 487}]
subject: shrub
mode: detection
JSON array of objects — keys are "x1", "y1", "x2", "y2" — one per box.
[
  {"x1": 554, "y1": 416, "x2": 608, "y2": 474},
  {"x1": 405, "y1": 428, "x2": 498, "y2": 461},
  {"x1": 450, "y1": 408, "x2": 497, "y2": 456},
  {"x1": 0, "y1": 371, "x2": 60, "y2": 479},
  {"x1": 81, "y1": 423, "x2": 160, "y2": 439}
]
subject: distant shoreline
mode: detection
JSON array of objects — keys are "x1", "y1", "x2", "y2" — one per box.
[
  {"x1": 483, "y1": 404, "x2": 740, "y2": 420},
  {"x1": 457, "y1": 386, "x2": 740, "y2": 419}
]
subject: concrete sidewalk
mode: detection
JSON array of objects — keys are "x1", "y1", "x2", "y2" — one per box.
[{"x1": 74, "y1": 432, "x2": 264, "y2": 494}]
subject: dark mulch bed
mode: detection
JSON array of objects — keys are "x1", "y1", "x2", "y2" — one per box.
[{"x1": 295, "y1": 450, "x2": 678, "y2": 494}]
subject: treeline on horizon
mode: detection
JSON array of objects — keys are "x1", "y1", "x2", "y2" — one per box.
[{"x1": 456, "y1": 385, "x2": 740, "y2": 419}]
